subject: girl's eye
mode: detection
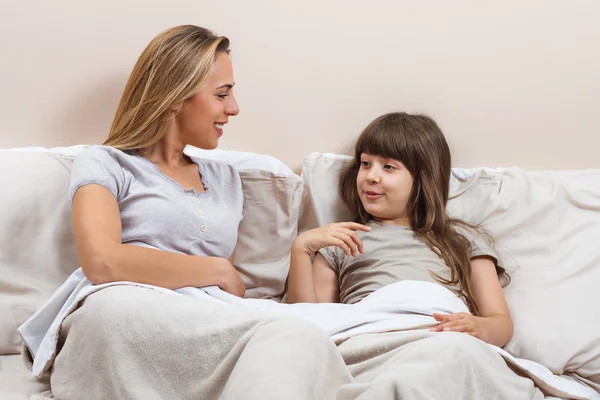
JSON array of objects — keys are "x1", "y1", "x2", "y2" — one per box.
[
  {"x1": 384, "y1": 164, "x2": 395, "y2": 170},
  {"x1": 217, "y1": 94, "x2": 228, "y2": 99},
  {"x1": 361, "y1": 161, "x2": 370, "y2": 167}
]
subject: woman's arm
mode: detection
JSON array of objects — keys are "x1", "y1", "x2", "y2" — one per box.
[
  {"x1": 72, "y1": 184, "x2": 245, "y2": 296},
  {"x1": 432, "y1": 256, "x2": 513, "y2": 347}
]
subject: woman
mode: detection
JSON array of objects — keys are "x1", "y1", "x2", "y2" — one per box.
[{"x1": 19, "y1": 25, "x2": 351, "y2": 399}]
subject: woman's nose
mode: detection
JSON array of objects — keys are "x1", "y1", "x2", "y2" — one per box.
[{"x1": 226, "y1": 94, "x2": 239, "y2": 116}]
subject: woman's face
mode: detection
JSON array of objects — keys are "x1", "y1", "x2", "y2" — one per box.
[{"x1": 177, "y1": 52, "x2": 239, "y2": 149}]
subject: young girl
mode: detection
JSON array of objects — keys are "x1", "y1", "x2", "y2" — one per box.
[{"x1": 287, "y1": 112, "x2": 513, "y2": 348}]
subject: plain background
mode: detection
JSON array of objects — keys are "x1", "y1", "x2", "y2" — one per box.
[{"x1": 1, "y1": 0, "x2": 599, "y2": 170}]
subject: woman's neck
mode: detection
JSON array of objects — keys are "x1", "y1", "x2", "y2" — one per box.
[{"x1": 139, "y1": 121, "x2": 190, "y2": 167}]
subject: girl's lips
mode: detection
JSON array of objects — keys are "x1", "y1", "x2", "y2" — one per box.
[
  {"x1": 214, "y1": 125, "x2": 223, "y2": 137},
  {"x1": 364, "y1": 191, "x2": 383, "y2": 200}
]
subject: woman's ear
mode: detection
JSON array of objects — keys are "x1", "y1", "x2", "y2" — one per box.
[{"x1": 170, "y1": 101, "x2": 184, "y2": 115}]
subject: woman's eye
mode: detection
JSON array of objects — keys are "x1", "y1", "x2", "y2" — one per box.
[
  {"x1": 361, "y1": 161, "x2": 370, "y2": 167},
  {"x1": 217, "y1": 94, "x2": 228, "y2": 99}
]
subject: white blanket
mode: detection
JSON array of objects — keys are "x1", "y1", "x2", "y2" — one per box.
[
  {"x1": 199, "y1": 281, "x2": 599, "y2": 400},
  {"x1": 19, "y1": 269, "x2": 599, "y2": 400}
]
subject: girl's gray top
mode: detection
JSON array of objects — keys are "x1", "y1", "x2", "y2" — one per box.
[{"x1": 320, "y1": 220, "x2": 502, "y2": 305}]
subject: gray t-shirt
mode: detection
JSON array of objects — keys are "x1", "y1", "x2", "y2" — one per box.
[
  {"x1": 69, "y1": 145, "x2": 243, "y2": 259},
  {"x1": 319, "y1": 220, "x2": 501, "y2": 304}
]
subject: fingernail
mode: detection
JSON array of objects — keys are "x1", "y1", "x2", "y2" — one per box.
[{"x1": 443, "y1": 328, "x2": 451, "y2": 331}]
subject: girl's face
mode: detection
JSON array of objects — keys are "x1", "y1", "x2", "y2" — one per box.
[{"x1": 357, "y1": 153, "x2": 414, "y2": 226}]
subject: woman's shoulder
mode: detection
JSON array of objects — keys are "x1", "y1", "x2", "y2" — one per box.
[
  {"x1": 73, "y1": 145, "x2": 145, "y2": 173},
  {"x1": 188, "y1": 155, "x2": 240, "y2": 186},
  {"x1": 72, "y1": 145, "x2": 132, "y2": 167},
  {"x1": 76, "y1": 145, "x2": 132, "y2": 161}
]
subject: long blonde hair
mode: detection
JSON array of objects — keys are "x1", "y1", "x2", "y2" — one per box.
[{"x1": 103, "y1": 25, "x2": 230, "y2": 150}]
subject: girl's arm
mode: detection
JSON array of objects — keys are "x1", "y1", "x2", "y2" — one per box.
[
  {"x1": 286, "y1": 222, "x2": 369, "y2": 303},
  {"x1": 287, "y1": 243, "x2": 319, "y2": 303},
  {"x1": 468, "y1": 256, "x2": 514, "y2": 346},
  {"x1": 287, "y1": 250, "x2": 339, "y2": 303},
  {"x1": 313, "y1": 253, "x2": 340, "y2": 302},
  {"x1": 432, "y1": 256, "x2": 513, "y2": 347}
]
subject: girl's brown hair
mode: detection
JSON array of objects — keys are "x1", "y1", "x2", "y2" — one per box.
[
  {"x1": 339, "y1": 112, "x2": 507, "y2": 314},
  {"x1": 103, "y1": 25, "x2": 230, "y2": 150}
]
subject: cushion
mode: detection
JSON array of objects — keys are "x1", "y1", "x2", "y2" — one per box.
[
  {"x1": 235, "y1": 170, "x2": 302, "y2": 299},
  {"x1": 0, "y1": 153, "x2": 78, "y2": 356},
  {"x1": 0, "y1": 147, "x2": 301, "y2": 354},
  {"x1": 299, "y1": 152, "x2": 600, "y2": 393}
]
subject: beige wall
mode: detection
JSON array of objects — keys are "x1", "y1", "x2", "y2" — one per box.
[{"x1": 1, "y1": 0, "x2": 599, "y2": 170}]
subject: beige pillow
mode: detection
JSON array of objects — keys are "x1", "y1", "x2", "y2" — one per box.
[
  {"x1": 299, "y1": 153, "x2": 600, "y2": 393},
  {"x1": 235, "y1": 170, "x2": 302, "y2": 300},
  {"x1": 0, "y1": 150, "x2": 301, "y2": 354}
]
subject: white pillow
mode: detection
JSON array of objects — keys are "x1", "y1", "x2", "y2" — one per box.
[
  {"x1": 298, "y1": 152, "x2": 503, "y2": 234},
  {"x1": 184, "y1": 146, "x2": 294, "y2": 176},
  {"x1": 299, "y1": 152, "x2": 600, "y2": 393},
  {"x1": 0, "y1": 146, "x2": 301, "y2": 354},
  {"x1": 1, "y1": 145, "x2": 295, "y2": 176}
]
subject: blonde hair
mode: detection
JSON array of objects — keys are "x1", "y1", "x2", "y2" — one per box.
[{"x1": 103, "y1": 25, "x2": 230, "y2": 150}]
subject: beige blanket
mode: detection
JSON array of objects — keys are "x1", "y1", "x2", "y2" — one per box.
[
  {"x1": 22, "y1": 280, "x2": 599, "y2": 399},
  {"x1": 337, "y1": 330, "x2": 545, "y2": 400},
  {"x1": 43, "y1": 286, "x2": 352, "y2": 400}
]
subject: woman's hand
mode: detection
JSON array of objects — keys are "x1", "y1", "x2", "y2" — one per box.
[
  {"x1": 431, "y1": 312, "x2": 490, "y2": 342},
  {"x1": 213, "y1": 258, "x2": 246, "y2": 297},
  {"x1": 293, "y1": 222, "x2": 371, "y2": 256}
]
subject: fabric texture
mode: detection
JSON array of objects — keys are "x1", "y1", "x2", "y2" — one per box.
[
  {"x1": 298, "y1": 152, "x2": 600, "y2": 393},
  {"x1": 24, "y1": 277, "x2": 599, "y2": 400},
  {"x1": 318, "y1": 219, "x2": 501, "y2": 305},
  {"x1": 50, "y1": 286, "x2": 352, "y2": 400},
  {"x1": 0, "y1": 354, "x2": 50, "y2": 400},
  {"x1": 0, "y1": 153, "x2": 78, "y2": 356},
  {"x1": 234, "y1": 170, "x2": 303, "y2": 299},
  {"x1": 0, "y1": 147, "x2": 302, "y2": 356},
  {"x1": 337, "y1": 330, "x2": 545, "y2": 400},
  {"x1": 70, "y1": 145, "x2": 244, "y2": 258}
]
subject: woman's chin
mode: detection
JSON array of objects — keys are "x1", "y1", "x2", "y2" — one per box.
[{"x1": 189, "y1": 140, "x2": 218, "y2": 150}]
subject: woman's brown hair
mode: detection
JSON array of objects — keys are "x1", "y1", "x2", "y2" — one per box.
[{"x1": 339, "y1": 112, "x2": 508, "y2": 314}]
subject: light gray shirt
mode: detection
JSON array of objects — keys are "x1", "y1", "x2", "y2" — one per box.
[
  {"x1": 70, "y1": 145, "x2": 244, "y2": 259},
  {"x1": 319, "y1": 220, "x2": 502, "y2": 304},
  {"x1": 19, "y1": 145, "x2": 244, "y2": 375}
]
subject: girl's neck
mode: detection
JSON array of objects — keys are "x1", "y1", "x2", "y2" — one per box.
[{"x1": 371, "y1": 216, "x2": 411, "y2": 227}]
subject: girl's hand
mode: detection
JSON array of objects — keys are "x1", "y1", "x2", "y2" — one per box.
[
  {"x1": 431, "y1": 312, "x2": 489, "y2": 342},
  {"x1": 293, "y1": 222, "x2": 371, "y2": 256}
]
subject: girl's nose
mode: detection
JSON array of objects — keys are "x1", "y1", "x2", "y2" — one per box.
[{"x1": 366, "y1": 169, "x2": 380, "y2": 183}]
